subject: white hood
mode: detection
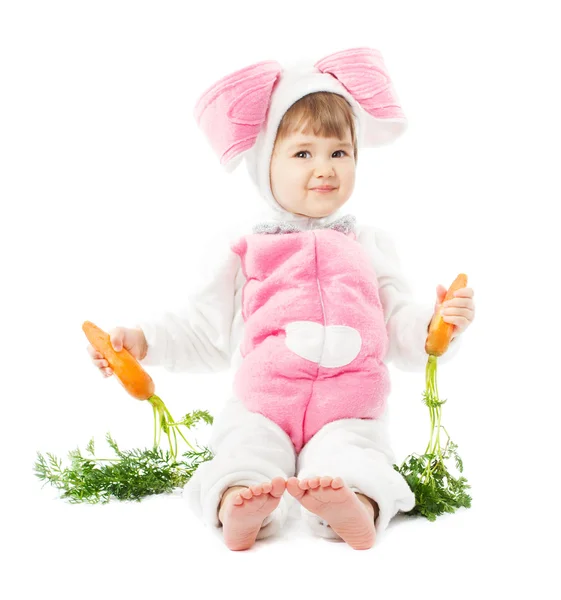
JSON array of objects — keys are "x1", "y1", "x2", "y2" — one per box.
[
  {"x1": 242, "y1": 59, "x2": 366, "y2": 230},
  {"x1": 193, "y1": 49, "x2": 407, "y2": 230}
]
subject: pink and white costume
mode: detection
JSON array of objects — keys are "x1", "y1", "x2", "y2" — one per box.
[{"x1": 136, "y1": 48, "x2": 462, "y2": 542}]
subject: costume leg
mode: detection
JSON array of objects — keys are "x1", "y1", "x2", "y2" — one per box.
[
  {"x1": 296, "y1": 409, "x2": 415, "y2": 542},
  {"x1": 183, "y1": 393, "x2": 297, "y2": 540}
]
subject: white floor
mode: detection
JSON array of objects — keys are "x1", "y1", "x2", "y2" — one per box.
[{"x1": 9, "y1": 477, "x2": 550, "y2": 600}]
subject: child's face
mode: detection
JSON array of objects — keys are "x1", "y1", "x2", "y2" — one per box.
[{"x1": 269, "y1": 126, "x2": 356, "y2": 218}]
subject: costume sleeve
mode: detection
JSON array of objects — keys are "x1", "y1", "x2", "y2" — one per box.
[
  {"x1": 356, "y1": 225, "x2": 462, "y2": 372},
  {"x1": 134, "y1": 229, "x2": 243, "y2": 374}
]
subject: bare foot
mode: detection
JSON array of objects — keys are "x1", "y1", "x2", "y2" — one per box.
[
  {"x1": 287, "y1": 476, "x2": 376, "y2": 550},
  {"x1": 218, "y1": 477, "x2": 286, "y2": 551}
]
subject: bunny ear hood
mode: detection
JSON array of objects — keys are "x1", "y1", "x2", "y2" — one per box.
[{"x1": 193, "y1": 48, "x2": 408, "y2": 223}]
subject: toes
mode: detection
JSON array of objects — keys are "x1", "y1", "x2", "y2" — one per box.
[
  {"x1": 232, "y1": 493, "x2": 244, "y2": 506},
  {"x1": 286, "y1": 477, "x2": 305, "y2": 499},
  {"x1": 319, "y1": 476, "x2": 333, "y2": 488},
  {"x1": 270, "y1": 476, "x2": 286, "y2": 498},
  {"x1": 308, "y1": 477, "x2": 321, "y2": 489},
  {"x1": 332, "y1": 477, "x2": 344, "y2": 489},
  {"x1": 261, "y1": 482, "x2": 272, "y2": 494},
  {"x1": 240, "y1": 488, "x2": 253, "y2": 500},
  {"x1": 298, "y1": 478, "x2": 310, "y2": 491},
  {"x1": 250, "y1": 484, "x2": 263, "y2": 496}
]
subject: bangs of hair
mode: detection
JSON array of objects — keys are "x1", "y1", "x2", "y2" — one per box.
[{"x1": 274, "y1": 92, "x2": 358, "y2": 161}]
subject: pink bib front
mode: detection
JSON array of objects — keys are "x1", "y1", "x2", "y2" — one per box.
[{"x1": 231, "y1": 228, "x2": 390, "y2": 453}]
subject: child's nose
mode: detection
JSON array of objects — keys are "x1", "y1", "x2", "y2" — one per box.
[{"x1": 314, "y1": 160, "x2": 335, "y2": 177}]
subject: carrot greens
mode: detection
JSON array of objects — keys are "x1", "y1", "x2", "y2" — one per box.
[
  {"x1": 34, "y1": 409, "x2": 215, "y2": 504},
  {"x1": 394, "y1": 354, "x2": 472, "y2": 521}
]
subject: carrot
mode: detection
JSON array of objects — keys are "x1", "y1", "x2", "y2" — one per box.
[
  {"x1": 82, "y1": 321, "x2": 155, "y2": 401},
  {"x1": 37, "y1": 322, "x2": 214, "y2": 501},
  {"x1": 425, "y1": 273, "x2": 468, "y2": 357},
  {"x1": 394, "y1": 273, "x2": 472, "y2": 521},
  {"x1": 82, "y1": 320, "x2": 201, "y2": 460}
]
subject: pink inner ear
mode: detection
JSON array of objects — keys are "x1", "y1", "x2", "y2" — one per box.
[
  {"x1": 315, "y1": 47, "x2": 405, "y2": 121},
  {"x1": 194, "y1": 60, "x2": 282, "y2": 168},
  {"x1": 227, "y1": 78, "x2": 280, "y2": 126},
  {"x1": 332, "y1": 64, "x2": 391, "y2": 101},
  {"x1": 221, "y1": 135, "x2": 260, "y2": 165}
]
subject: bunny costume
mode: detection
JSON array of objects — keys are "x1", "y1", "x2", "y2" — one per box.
[{"x1": 136, "y1": 48, "x2": 462, "y2": 542}]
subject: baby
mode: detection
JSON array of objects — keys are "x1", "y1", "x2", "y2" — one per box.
[{"x1": 87, "y1": 49, "x2": 475, "y2": 551}]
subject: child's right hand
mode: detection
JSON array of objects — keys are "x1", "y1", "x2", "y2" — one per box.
[{"x1": 86, "y1": 327, "x2": 148, "y2": 377}]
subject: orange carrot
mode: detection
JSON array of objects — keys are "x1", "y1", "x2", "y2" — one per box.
[
  {"x1": 425, "y1": 274, "x2": 468, "y2": 357},
  {"x1": 82, "y1": 321, "x2": 155, "y2": 401},
  {"x1": 395, "y1": 273, "x2": 472, "y2": 520}
]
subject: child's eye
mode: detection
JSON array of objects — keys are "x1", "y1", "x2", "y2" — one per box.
[{"x1": 294, "y1": 150, "x2": 347, "y2": 158}]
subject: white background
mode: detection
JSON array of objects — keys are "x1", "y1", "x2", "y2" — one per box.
[{"x1": 2, "y1": 1, "x2": 559, "y2": 597}]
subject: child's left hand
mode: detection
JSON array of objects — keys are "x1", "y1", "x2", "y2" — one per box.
[{"x1": 434, "y1": 284, "x2": 476, "y2": 340}]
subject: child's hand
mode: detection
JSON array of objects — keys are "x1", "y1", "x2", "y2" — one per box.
[
  {"x1": 434, "y1": 284, "x2": 476, "y2": 340},
  {"x1": 86, "y1": 327, "x2": 148, "y2": 377}
]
